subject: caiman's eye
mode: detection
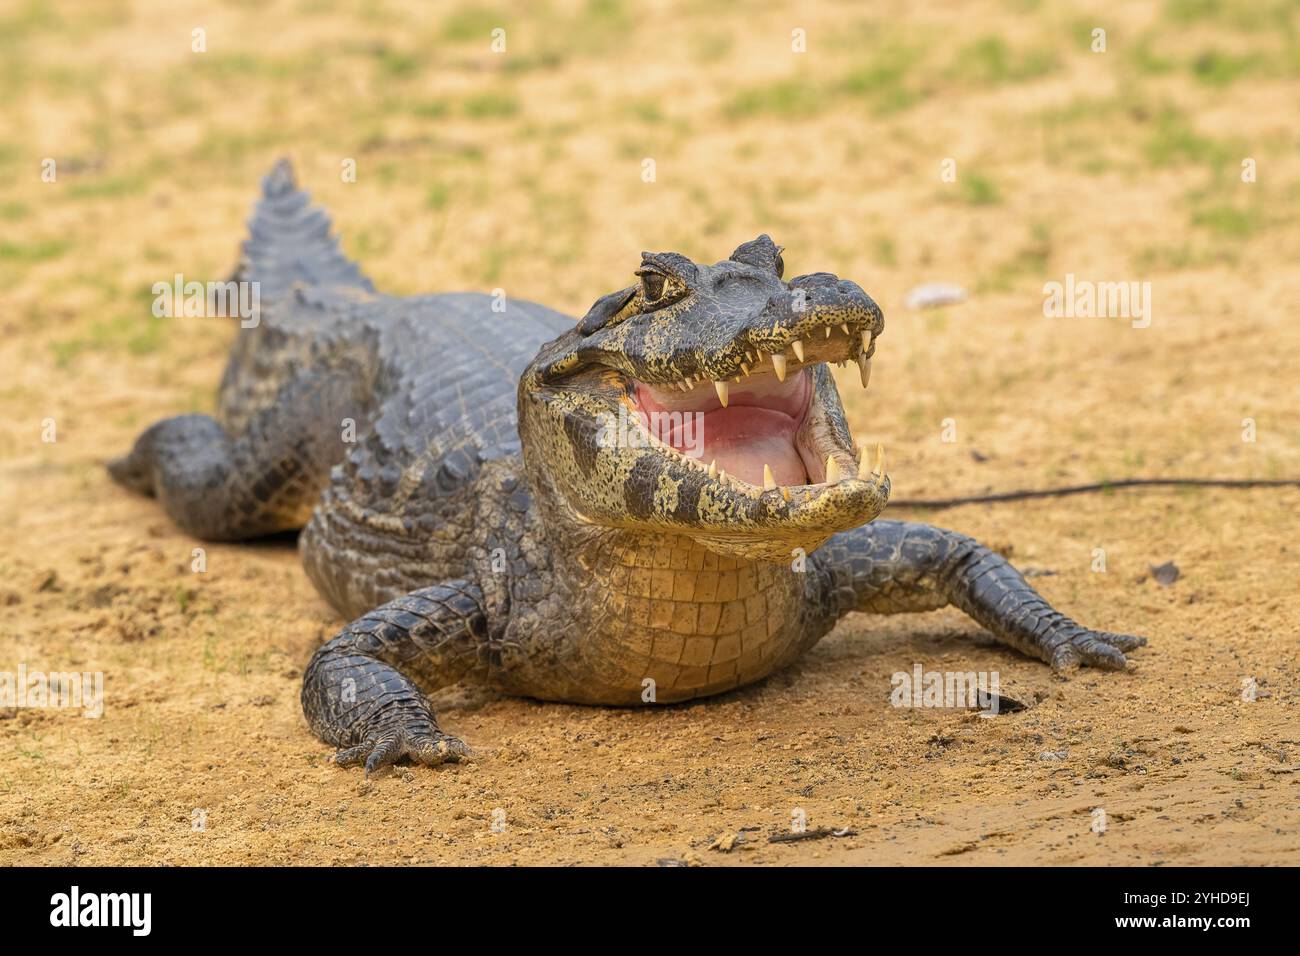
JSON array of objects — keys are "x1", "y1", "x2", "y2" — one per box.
[{"x1": 641, "y1": 272, "x2": 666, "y2": 302}]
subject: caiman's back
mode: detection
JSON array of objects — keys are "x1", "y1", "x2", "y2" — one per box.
[{"x1": 293, "y1": 287, "x2": 571, "y2": 618}]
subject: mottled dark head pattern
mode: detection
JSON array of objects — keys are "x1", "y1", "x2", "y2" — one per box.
[{"x1": 519, "y1": 237, "x2": 889, "y2": 561}]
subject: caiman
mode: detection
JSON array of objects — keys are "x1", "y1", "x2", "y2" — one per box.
[{"x1": 109, "y1": 161, "x2": 1146, "y2": 773}]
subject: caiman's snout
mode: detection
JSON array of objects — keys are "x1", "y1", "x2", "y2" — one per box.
[
  {"x1": 746, "y1": 271, "x2": 883, "y2": 386},
  {"x1": 779, "y1": 271, "x2": 877, "y2": 316}
]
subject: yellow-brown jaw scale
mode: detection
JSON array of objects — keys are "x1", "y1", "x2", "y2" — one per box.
[{"x1": 520, "y1": 235, "x2": 888, "y2": 562}]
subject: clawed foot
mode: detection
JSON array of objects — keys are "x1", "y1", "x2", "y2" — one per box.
[
  {"x1": 331, "y1": 713, "x2": 471, "y2": 775},
  {"x1": 1049, "y1": 630, "x2": 1147, "y2": 673}
]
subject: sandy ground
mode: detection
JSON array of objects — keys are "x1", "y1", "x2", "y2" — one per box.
[{"x1": 2, "y1": 0, "x2": 1298, "y2": 865}]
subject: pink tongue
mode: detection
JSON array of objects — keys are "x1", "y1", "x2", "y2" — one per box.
[
  {"x1": 698, "y1": 407, "x2": 806, "y2": 486},
  {"x1": 635, "y1": 372, "x2": 812, "y2": 487}
]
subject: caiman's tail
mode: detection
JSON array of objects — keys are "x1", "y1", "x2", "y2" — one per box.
[{"x1": 232, "y1": 157, "x2": 374, "y2": 304}]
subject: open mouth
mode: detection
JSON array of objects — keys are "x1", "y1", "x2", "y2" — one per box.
[{"x1": 623, "y1": 324, "x2": 883, "y2": 497}]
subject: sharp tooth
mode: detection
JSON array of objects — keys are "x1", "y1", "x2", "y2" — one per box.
[
  {"x1": 714, "y1": 380, "x2": 729, "y2": 407},
  {"x1": 719, "y1": 469, "x2": 728, "y2": 487},
  {"x1": 872, "y1": 442, "x2": 885, "y2": 479},
  {"x1": 840, "y1": 323, "x2": 850, "y2": 335},
  {"x1": 747, "y1": 351, "x2": 757, "y2": 363},
  {"x1": 791, "y1": 339, "x2": 805, "y2": 362},
  {"x1": 861, "y1": 331, "x2": 871, "y2": 352},
  {"x1": 763, "y1": 463, "x2": 777, "y2": 490},
  {"x1": 858, "y1": 449, "x2": 871, "y2": 480},
  {"x1": 781, "y1": 486, "x2": 791, "y2": 502},
  {"x1": 824, "y1": 326, "x2": 832, "y2": 339},
  {"x1": 856, "y1": 354, "x2": 872, "y2": 388},
  {"x1": 771, "y1": 353, "x2": 788, "y2": 382},
  {"x1": 708, "y1": 459, "x2": 717, "y2": 478},
  {"x1": 825, "y1": 457, "x2": 842, "y2": 484},
  {"x1": 740, "y1": 363, "x2": 750, "y2": 376}
]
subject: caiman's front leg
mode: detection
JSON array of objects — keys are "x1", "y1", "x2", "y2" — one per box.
[
  {"x1": 301, "y1": 581, "x2": 494, "y2": 773},
  {"x1": 813, "y1": 520, "x2": 1146, "y2": 670}
]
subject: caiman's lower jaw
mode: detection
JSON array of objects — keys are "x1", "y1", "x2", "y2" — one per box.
[{"x1": 625, "y1": 325, "x2": 885, "y2": 501}]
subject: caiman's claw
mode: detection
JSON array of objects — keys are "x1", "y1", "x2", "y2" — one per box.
[
  {"x1": 1050, "y1": 631, "x2": 1147, "y2": 673},
  {"x1": 331, "y1": 719, "x2": 471, "y2": 775}
]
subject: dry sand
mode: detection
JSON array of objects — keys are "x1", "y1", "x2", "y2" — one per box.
[{"x1": 1, "y1": 0, "x2": 1297, "y2": 865}]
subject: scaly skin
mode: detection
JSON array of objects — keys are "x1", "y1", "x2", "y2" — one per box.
[{"x1": 110, "y1": 161, "x2": 1146, "y2": 774}]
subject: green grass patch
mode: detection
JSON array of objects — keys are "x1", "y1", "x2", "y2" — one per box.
[
  {"x1": 1190, "y1": 203, "x2": 1265, "y2": 238},
  {"x1": 727, "y1": 42, "x2": 923, "y2": 120},
  {"x1": 872, "y1": 235, "x2": 898, "y2": 267},
  {"x1": 947, "y1": 35, "x2": 1055, "y2": 87},
  {"x1": 67, "y1": 174, "x2": 148, "y2": 200},
  {"x1": 0, "y1": 143, "x2": 23, "y2": 173},
  {"x1": 1144, "y1": 109, "x2": 1234, "y2": 169},
  {"x1": 463, "y1": 91, "x2": 520, "y2": 118},
  {"x1": 958, "y1": 173, "x2": 1001, "y2": 205},
  {"x1": 441, "y1": 6, "x2": 508, "y2": 42},
  {"x1": 0, "y1": 238, "x2": 69, "y2": 263},
  {"x1": 500, "y1": 50, "x2": 566, "y2": 73},
  {"x1": 1128, "y1": 36, "x2": 1178, "y2": 75},
  {"x1": 839, "y1": 48, "x2": 922, "y2": 114},
  {"x1": 0, "y1": 0, "x2": 61, "y2": 45},
  {"x1": 725, "y1": 78, "x2": 824, "y2": 119},
  {"x1": 51, "y1": 312, "x2": 167, "y2": 369},
  {"x1": 1190, "y1": 49, "x2": 1256, "y2": 85},
  {"x1": 410, "y1": 99, "x2": 449, "y2": 119},
  {"x1": 1166, "y1": 0, "x2": 1225, "y2": 22},
  {"x1": 627, "y1": 98, "x2": 666, "y2": 124},
  {"x1": 426, "y1": 182, "x2": 452, "y2": 211},
  {"x1": 1133, "y1": 242, "x2": 1238, "y2": 271},
  {"x1": 350, "y1": 225, "x2": 393, "y2": 261},
  {"x1": 688, "y1": 31, "x2": 734, "y2": 64},
  {"x1": 584, "y1": 0, "x2": 627, "y2": 25},
  {"x1": 1166, "y1": 0, "x2": 1297, "y2": 32},
  {"x1": 374, "y1": 45, "x2": 421, "y2": 78}
]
